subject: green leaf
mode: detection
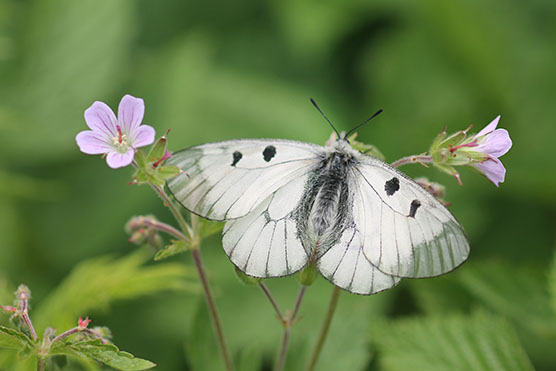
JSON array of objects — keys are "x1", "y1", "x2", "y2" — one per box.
[
  {"x1": 52, "y1": 339, "x2": 155, "y2": 370},
  {"x1": 459, "y1": 261, "x2": 556, "y2": 336},
  {"x1": 0, "y1": 326, "x2": 34, "y2": 353},
  {"x1": 373, "y1": 310, "x2": 534, "y2": 371},
  {"x1": 34, "y1": 250, "x2": 197, "y2": 333},
  {"x1": 199, "y1": 219, "x2": 224, "y2": 239},
  {"x1": 154, "y1": 240, "x2": 191, "y2": 261}
]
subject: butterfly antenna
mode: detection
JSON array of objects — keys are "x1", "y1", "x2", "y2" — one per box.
[
  {"x1": 345, "y1": 109, "x2": 383, "y2": 137},
  {"x1": 310, "y1": 98, "x2": 340, "y2": 137}
]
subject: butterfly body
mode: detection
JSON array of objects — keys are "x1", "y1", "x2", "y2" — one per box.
[{"x1": 167, "y1": 136, "x2": 469, "y2": 295}]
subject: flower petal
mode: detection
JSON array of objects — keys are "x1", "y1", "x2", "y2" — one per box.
[
  {"x1": 106, "y1": 149, "x2": 135, "y2": 169},
  {"x1": 475, "y1": 115, "x2": 500, "y2": 138},
  {"x1": 473, "y1": 158, "x2": 506, "y2": 187},
  {"x1": 475, "y1": 128, "x2": 512, "y2": 158},
  {"x1": 76, "y1": 131, "x2": 113, "y2": 154},
  {"x1": 84, "y1": 101, "x2": 118, "y2": 137},
  {"x1": 118, "y1": 94, "x2": 145, "y2": 134},
  {"x1": 132, "y1": 125, "x2": 156, "y2": 148}
]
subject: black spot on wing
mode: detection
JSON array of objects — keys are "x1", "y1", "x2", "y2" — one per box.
[
  {"x1": 231, "y1": 151, "x2": 242, "y2": 166},
  {"x1": 263, "y1": 145, "x2": 276, "y2": 162},
  {"x1": 385, "y1": 177, "x2": 400, "y2": 196},
  {"x1": 409, "y1": 199, "x2": 421, "y2": 218}
]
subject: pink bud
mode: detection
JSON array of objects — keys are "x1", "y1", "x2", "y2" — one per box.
[{"x1": 78, "y1": 316, "x2": 92, "y2": 329}]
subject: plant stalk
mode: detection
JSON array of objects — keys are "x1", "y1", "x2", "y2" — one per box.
[
  {"x1": 391, "y1": 154, "x2": 434, "y2": 168},
  {"x1": 192, "y1": 248, "x2": 235, "y2": 371},
  {"x1": 306, "y1": 286, "x2": 341, "y2": 371},
  {"x1": 274, "y1": 285, "x2": 307, "y2": 371},
  {"x1": 259, "y1": 282, "x2": 284, "y2": 320},
  {"x1": 151, "y1": 184, "x2": 234, "y2": 371}
]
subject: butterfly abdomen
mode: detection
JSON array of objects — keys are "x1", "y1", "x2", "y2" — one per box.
[{"x1": 294, "y1": 152, "x2": 354, "y2": 254}]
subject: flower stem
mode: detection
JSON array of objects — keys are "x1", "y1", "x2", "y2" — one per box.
[
  {"x1": 306, "y1": 286, "x2": 341, "y2": 371},
  {"x1": 37, "y1": 359, "x2": 45, "y2": 371},
  {"x1": 259, "y1": 282, "x2": 284, "y2": 320},
  {"x1": 391, "y1": 154, "x2": 434, "y2": 168},
  {"x1": 129, "y1": 216, "x2": 188, "y2": 240},
  {"x1": 149, "y1": 183, "x2": 234, "y2": 371},
  {"x1": 18, "y1": 294, "x2": 37, "y2": 341},
  {"x1": 192, "y1": 248, "x2": 234, "y2": 371},
  {"x1": 149, "y1": 184, "x2": 193, "y2": 239},
  {"x1": 274, "y1": 285, "x2": 307, "y2": 371}
]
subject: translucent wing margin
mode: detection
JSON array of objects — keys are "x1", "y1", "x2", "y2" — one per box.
[
  {"x1": 166, "y1": 139, "x2": 323, "y2": 221},
  {"x1": 222, "y1": 171, "x2": 310, "y2": 277},
  {"x1": 317, "y1": 225, "x2": 401, "y2": 295},
  {"x1": 354, "y1": 156, "x2": 470, "y2": 278}
]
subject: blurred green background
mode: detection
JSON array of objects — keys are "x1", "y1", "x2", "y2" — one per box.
[{"x1": 1, "y1": 0, "x2": 555, "y2": 370}]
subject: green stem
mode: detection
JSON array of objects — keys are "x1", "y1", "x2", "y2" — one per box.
[
  {"x1": 149, "y1": 184, "x2": 193, "y2": 239},
  {"x1": 150, "y1": 184, "x2": 234, "y2": 371},
  {"x1": 259, "y1": 282, "x2": 284, "y2": 320},
  {"x1": 192, "y1": 247, "x2": 235, "y2": 371},
  {"x1": 391, "y1": 154, "x2": 433, "y2": 168},
  {"x1": 274, "y1": 285, "x2": 307, "y2": 371},
  {"x1": 306, "y1": 286, "x2": 341, "y2": 371}
]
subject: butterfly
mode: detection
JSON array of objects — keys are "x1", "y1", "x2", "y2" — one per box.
[{"x1": 166, "y1": 102, "x2": 469, "y2": 295}]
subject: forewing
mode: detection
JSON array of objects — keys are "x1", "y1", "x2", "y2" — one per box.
[
  {"x1": 354, "y1": 157, "x2": 470, "y2": 278},
  {"x1": 317, "y1": 226, "x2": 401, "y2": 295},
  {"x1": 166, "y1": 139, "x2": 323, "y2": 221},
  {"x1": 222, "y1": 171, "x2": 310, "y2": 277}
]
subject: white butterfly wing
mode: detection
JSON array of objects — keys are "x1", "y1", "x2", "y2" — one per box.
[
  {"x1": 222, "y1": 170, "x2": 311, "y2": 277},
  {"x1": 317, "y1": 225, "x2": 401, "y2": 295},
  {"x1": 166, "y1": 139, "x2": 323, "y2": 221},
  {"x1": 353, "y1": 156, "x2": 470, "y2": 278}
]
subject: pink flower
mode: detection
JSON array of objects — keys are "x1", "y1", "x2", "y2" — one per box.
[
  {"x1": 471, "y1": 116, "x2": 512, "y2": 186},
  {"x1": 78, "y1": 316, "x2": 92, "y2": 329},
  {"x1": 76, "y1": 95, "x2": 156, "y2": 168}
]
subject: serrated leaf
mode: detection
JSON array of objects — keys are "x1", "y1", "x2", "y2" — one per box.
[
  {"x1": 34, "y1": 250, "x2": 197, "y2": 332},
  {"x1": 52, "y1": 339, "x2": 155, "y2": 370},
  {"x1": 459, "y1": 261, "x2": 556, "y2": 336},
  {"x1": 373, "y1": 310, "x2": 534, "y2": 371},
  {"x1": 0, "y1": 326, "x2": 34, "y2": 352},
  {"x1": 199, "y1": 219, "x2": 224, "y2": 239},
  {"x1": 154, "y1": 240, "x2": 191, "y2": 261}
]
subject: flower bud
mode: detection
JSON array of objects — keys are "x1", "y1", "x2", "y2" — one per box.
[
  {"x1": 234, "y1": 266, "x2": 261, "y2": 286},
  {"x1": 296, "y1": 263, "x2": 318, "y2": 286}
]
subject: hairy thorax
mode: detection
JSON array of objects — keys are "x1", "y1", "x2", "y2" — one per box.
[{"x1": 309, "y1": 144, "x2": 357, "y2": 238}]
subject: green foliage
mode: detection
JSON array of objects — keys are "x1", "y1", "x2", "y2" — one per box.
[
  {"x1": 0, "y1": 327, "x2": 33, "y2": 354},
  {"x1": 51, "y1": 339, "x2": 155, "y2": 371},
  {"x1": 373, "y1": 310, "x2": 534, "y2": 371},
  {"x1": 459, "y1": 261, "x2": 556, "y2": 337},
  {"x1": 154, "y1": 240, "x2": 190, "y2": 261},
  {"x1": 33, "y1": 250, "x2": 198, "y2": 332},
  {"x1": 1, "y1": 0, "x2": 555, "y2": 369},
  {"x1": 199, "y1": 219, "x2": 225, "y2": 240}
]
